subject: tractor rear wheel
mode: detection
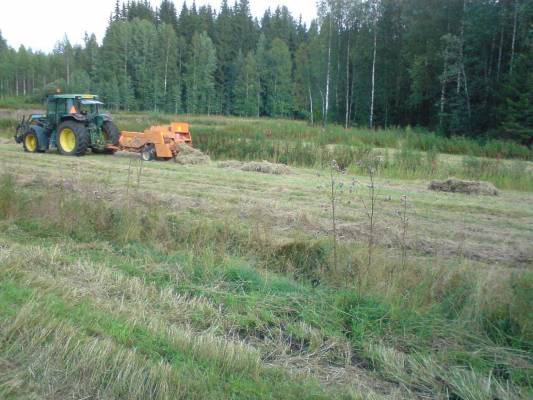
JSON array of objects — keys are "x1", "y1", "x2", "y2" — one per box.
[
  {"x1": 57, "y1": 121, "x2": 89, "y2": 156},
  {"x1": 23, "y1": 130, "x2": 41, "y2": 153},
  {"x1": 102, "y1": 121, "x2": 120, "y2": 145}
]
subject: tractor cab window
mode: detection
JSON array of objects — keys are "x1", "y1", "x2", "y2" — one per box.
[
  {"x1": 78, "y1": 102, "x2": 98, "y2": 115},
  {"x1": 46, "y1": 98, "x2": 67, "y2": 126},
  {"x1": 56, "y1": 99, "x2": 68, "y2": 114},
  {"x1": 66, "y1": 99, "x2": 77, "y2": 114},
  {"x1": 46, "y1": 99, "x2": 55, "y2": 117}
]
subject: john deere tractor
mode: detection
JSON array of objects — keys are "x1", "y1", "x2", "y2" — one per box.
[{"x1": 15, "y1": 94, "x2": 120, "y2": 156}]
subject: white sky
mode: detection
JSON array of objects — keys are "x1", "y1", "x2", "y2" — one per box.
[{"x1": 0, "y1": 0, "x2": 317, "y2": 53}]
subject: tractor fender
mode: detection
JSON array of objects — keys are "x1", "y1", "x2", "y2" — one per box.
[
  {"x1": 29, "y1": 125, "x2": 49, "y2": 151},
  {"x1": 61, "y1": 114, "x2": 88, "y2": 123}
]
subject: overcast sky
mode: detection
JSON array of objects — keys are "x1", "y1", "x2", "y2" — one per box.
[{"x1": 0, "y1": 0, "x2": 317, "y2": 53}]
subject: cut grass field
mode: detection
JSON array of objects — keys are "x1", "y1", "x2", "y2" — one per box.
[
  {"x1": 1, "y1": 137, "x2": 532, "y2": 399},
  {"x1": 0, "y1": 110, "x2": 532, "y2": 399},
  {"x1": 1, "y1": 110, "x2": 532, "y2": 191}
]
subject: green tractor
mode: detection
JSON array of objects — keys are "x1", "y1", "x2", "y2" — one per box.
[{"x1": 15, "y1": 94, "x2": 120, "y2": 156}]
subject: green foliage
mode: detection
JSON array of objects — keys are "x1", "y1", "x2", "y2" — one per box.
[
  {"x1": 264, "y1": 38, "x2": 293, "y2": 117},
  {"x1": 498, "y1": 48, "x2": 533, "y2": 146},
  {"x1": 272, "y1": 240, "x2": 328, "y2": 279},
  {"x1": 0, "y1": 0, "x2": 530, "y2": 144},
  {"x1": 233, "y1": 51, "x2": 260, "y2": 117},
  {"x1": 185, "y1": 32, "x2": 217, "y2": 114},
  {"x1": 223, "y1": 266, "x2": 263, "y2": 292}
]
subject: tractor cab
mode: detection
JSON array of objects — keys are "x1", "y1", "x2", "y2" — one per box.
[
  {"x1": 45, "y1": 94, "x2": 103, "y2": 129},
  {"x1": 77, "y1": 98, "x2": 103, "y2": 116}
]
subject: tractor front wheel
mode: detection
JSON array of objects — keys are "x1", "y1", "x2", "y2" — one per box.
[
  {"x1": 23, "y1": 130, "x2": 41, "y2": 153},
  {"x1": 57, "y1": 121, "x2": 89, "y2": 156}
]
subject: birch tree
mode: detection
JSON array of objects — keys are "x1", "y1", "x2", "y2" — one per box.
[
  {"x1": 368, "y1": 0, "x2": 380, "y2": 129},
  {"x1": 185, "y1": 32, "x2": 217, "y2": 114}
]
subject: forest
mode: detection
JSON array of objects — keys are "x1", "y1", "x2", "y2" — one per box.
[{"x1": 0, "y1": 0, "x2": 531, "y2": 144}]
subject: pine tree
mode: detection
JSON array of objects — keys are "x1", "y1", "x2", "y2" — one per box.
[
  {"x1": 293, "y1": 42, "x2": 313, "y2": 122},
  {"x1": 265, "y1": 38, "x2": 292, "y2": 117},
  {"x1": 234, "y1": 51, "x2": 260, "y2": 116},
  {"x1": 498, "y1": 48, "x2": 533, "y2": 146},
  {"x1": 157, "y1": 23, "x2": 178, "y2": 112},
  {"x1": 158, "y1": 0, "x2": 178, "y2": 31},
  {"x1": 69, "y1": 70, "x2": 91, "y2": 92},
  {"x1": 185, "y1": 32, "x2": 217, "y2": 114},
  {"x1": 255, "y1": 33, "x2": 268, "y2": 116},
  {"x1": 214, "y1": 0, "x2": 236, "y2": 114}
]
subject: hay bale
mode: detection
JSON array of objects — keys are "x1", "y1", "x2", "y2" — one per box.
[
  {"x1": 428, "y1": 178, "x2": 498, "y2": 196},
  {"x1": 218, "y1": 160, "x2": 291, "y2": 175},
  {"x1": 240, "y1": 161, "x2": 291, "y2": 175},
  {"x1": 174, "y1": 144, "x2": 211, "y2": 165}
]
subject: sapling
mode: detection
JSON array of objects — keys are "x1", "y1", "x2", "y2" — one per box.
[
  {"x1": 354, "y1": 156, "x2": 381, "y2": 284},
  {"x1": 399, "y1": 195, "x2": 409, "y2": 271},
  {"x1": 328, "y1": 159, "x2": 341, "y2": 273},
  {"x1": 360, "y1": 165, "x2": 377, "y2": 271}
]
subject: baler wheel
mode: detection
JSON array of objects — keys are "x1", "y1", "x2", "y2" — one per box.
[{"x1": 141, "y1": 144, "x2": 156, "y2": 161}]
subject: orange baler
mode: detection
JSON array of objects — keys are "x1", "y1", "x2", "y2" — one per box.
[{"x1": 112, "y1": 122, "x2": 192, "y2": 161}]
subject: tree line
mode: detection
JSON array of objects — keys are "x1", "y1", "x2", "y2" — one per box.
[{"x1": 0, "y1": 0, "x2": 531, "y2": 144}]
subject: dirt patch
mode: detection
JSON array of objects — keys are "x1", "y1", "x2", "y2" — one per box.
[
  {"x1": 0, "y1": 138, "x2": 12, "y2": 144},
  {"x1": 174, "y1": 144, "x2": 211, "y2": 165},
  {"x1": 428, "y1": 178, "x2": 498, "y2": 196},
  {"x1": 218, "y1": 160, "x2": 291, "y2": 175}
]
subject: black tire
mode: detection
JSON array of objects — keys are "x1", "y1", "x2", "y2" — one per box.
[
  {"x1": 22, "y1": 129, "x2": 42, "y2": 153},
  {"x1": 57, "y1": 120, "x2": 89, "y2": 156},
  {"x1": 141, "y1": 144, "x2": 156, "y2": 161},
  {"x1": 91, "y1": 147, "x2": 116, "y2": 154},
  {"x1": 91, "y1": 148, "x2": 116, "y2": 155},
  {"x1": 102, "y1": 120, "x2": 120, "y2": 145}
]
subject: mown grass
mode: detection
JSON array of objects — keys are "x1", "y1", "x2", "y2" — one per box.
[
  {"x1": 0, "y1": 173, "x2": 531, "y2": 399},
  {"x1": 113, "y1": 113, "x2": 533, "y2": 191},
  {"x1": 2, "y1": 109, "x2": 532, "y2": 190}
]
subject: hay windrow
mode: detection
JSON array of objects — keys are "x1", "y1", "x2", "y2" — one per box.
[
  {"x1": 218, "y1": 160, "x2": 292, "y2": 175},
  {"x1": 174, "y1": 144, "x2": 211, "y2": 165},
  {"x1": 428, "y1": 178, "x2": 499, "y2": 196}
]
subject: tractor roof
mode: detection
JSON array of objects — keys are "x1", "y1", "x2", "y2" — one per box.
[{"x1": 48, "y1": 94, "x2": 99, "y2": 100}]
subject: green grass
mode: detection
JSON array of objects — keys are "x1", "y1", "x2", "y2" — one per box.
[
  {"x1": 2, "y1": 109, "x2": 532, "y2": 190},
  {"x1": 0, "y1": 107, "x2": 532, "y2": 398},
  {"x1": 0, "y1": 96, "x2": 40, "y2": 109},
  {"x1": 0, "y1": 281, "x2": 325, "y2": 399},
  {"x1": 111, "y1": 113, "x2": 533, "y2": 191},
  {"x1": 0, "y1": 174, "x2": 531, "y2": 398}
]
